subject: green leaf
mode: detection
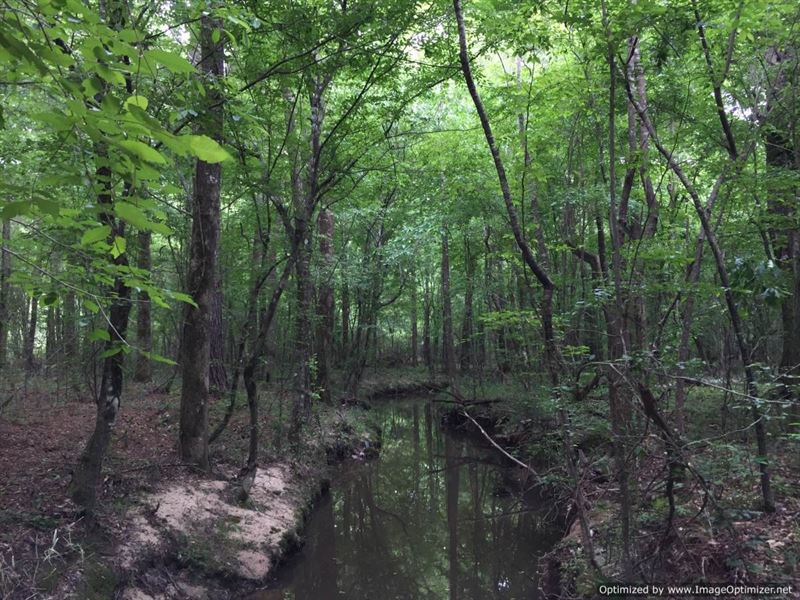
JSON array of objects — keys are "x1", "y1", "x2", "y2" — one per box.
[
  {"x1": 143, "y1": 49, "x2": 195, "y2": 74},
  {"x1": 2, "y1": 200, "x2": 32, "y2": 219},
  {"x1": 89, "y1": 328, "x2": 111, "y2": 342},
  {"x1": 114, "y1": 201, "x2": 149, "y2": 229},
  {"x1": 141, "y1": 350, "x2": 177, "y2": 366},
  {"x1": 118, "y1": 140, "x2": 166, "y2": 164},
  {"x1": 35, "y1": 197, "x2": 59, "y2": 216},
  {"x1": 99, "y1": 345, "x2": 123, "y2": 358},
  {"x1": 110, "y1": 235, "x2": 126, "y2": 258},
  {"x1": 170, "y1": 290, "x2": 198, "y2": 307},
  {"x1": 124, "y1": 95, "x2": 149, "y2": 110},
  {"x1": 81, "y1": 225, "x2": 111, "y2": 246},
  {"x1": 187, "y1": 135, "x2": 231, "y2": 163},
  {"x1": 84, "y1": 299, "x2": 100, "y2": 314}
]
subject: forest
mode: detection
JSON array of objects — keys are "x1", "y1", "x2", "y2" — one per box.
[{"x1": 0, "y1": 0, "x2": 799, "y2": 598}]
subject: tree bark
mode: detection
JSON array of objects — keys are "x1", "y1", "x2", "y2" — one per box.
[
  {"x1": 24, "y1": 295, "x2": 37, "y2": 372},
  {"x1": 179, "y1": 13, "x2": 224, "y2": 470},
  {"x1": 133, "y1": 230, "x2": 152, "y2": 382},
  {"x1": 208, "y1": 278, "x2": 228, "y2": 394},
  {"x1": 441, "y1": 227, "x2": 457, "y2": 390},
  {"x1": 459, "y1": 236, "x2": 476, "y2": 370},
  {"x1": 315, "y1": 208, "x2": 335, "y2": 403},
  {"x1": 0, "y1": 220, "x2": 11, "y2": 370},
  {"x1": 410, "y1": 267, "x2": 418, "y2": 366},
  {"x1": 422, "y1": 275, "x2": 432, "y2": 372}
]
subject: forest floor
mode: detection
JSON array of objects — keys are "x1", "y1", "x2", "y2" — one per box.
[{"x1": 0, "y1": 374, "x2": 383, "y2": 600}]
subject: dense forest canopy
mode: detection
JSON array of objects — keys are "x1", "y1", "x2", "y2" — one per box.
[{"x1": 1, "y1": 0, "x2": 799, "y2": 596}]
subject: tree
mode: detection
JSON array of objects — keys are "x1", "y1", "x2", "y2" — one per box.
[{"x1": 179, "y1": 13, "x2": 226, "y2": 470}]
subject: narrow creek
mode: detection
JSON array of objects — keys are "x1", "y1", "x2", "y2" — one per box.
[{"x1": 255, "y1": 398, "x2": 561, "y2": 599}]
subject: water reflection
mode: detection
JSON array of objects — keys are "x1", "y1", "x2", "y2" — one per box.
[{"x1": 260, "y1": 399, "x2": 559, "y2": 600}]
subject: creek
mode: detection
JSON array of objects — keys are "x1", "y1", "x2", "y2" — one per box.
[{"x1": 254, "y1": 398, "x2": 561, "y2": 599}]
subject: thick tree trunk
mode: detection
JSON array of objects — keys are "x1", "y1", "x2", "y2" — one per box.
[
  {"x1": 134, "y1": 230, "x2": 152, "y2": 382},
  {"x1": 179, "y1": 13, "x2": 224, "y2": 470}
]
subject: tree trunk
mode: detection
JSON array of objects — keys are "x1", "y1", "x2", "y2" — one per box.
[
  {"x1": 764, "y1": 47, "x2": 800, "y2": 394},
  {"x1": 24, "y1": 295, "x2": 37, "y2": 372},
  {"x1": 0, "y1": 220, "x2": 11, "y2": 370},
  {"x1": 290, "y1": 217, "x2": 313, "y2": 444},
  {"x1": 315, "y1": 208, "x2": 335, "y2": 403},
  {"x1": 603, "y1": 9, "x2": 633, "y2": 576},
  {"x1": 453, "y1": 0, "x2": 557, "y2": 375},
  {"x1": 62, "y1": 291, "x2": 77, "y2": 382},
  {"x1": 422, "y1": 276, "x2": 432, "y2": 372},
  {"x1": 179, "y1": 13, "x2": 224, "y2": 470},
  {"x1": 410, "y1": 268, "x2": 418, "y2": 366},
  {"x1": 341, "y1": 282, "x2": 350, "y2": 359},
  {"x1": 134, "y1": 230, "x2": 152, "y2": 382},
  {"x1": 441, "y1": 227, "x2": 457, "y2": 390},
  {"x1": 459, "y1": 237, "x2": 475, "y2": 370},
  {"x1": 209, "y1": 279, "x2": 228, "y2": 394},
  {"x1": 45, "y1": 304, "x2": 57, "y2": 373},
  {"x1": 625, "y1": 54, "x2": 775, "y2": 513},
  {"x1": 70, "y1": 130, "x2": 134, "y2": 516}
]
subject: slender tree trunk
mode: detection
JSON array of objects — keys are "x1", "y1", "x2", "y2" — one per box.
[
  {"x1": 422, "y1": 276, "x2": 432, "y2": 373},
  {"x1": 70, "y1": 134, "x2": 134, "y2": 517},
  {"x1": 24, "y1": 295, "x2": 37, "y2": 372},
  {"x1": 45, "y1": 305, "x2": 57, "y2": 372},
  {"x1": 625, "y1": 56, "x2": 776, "y2": 513},
  {"x1": 459, "y1": 237, "x2": 475, "y2": 370},
  {"x1": 410, "y1": 268, "x2": 418, "y2": 366},
  {"x1": 315, "y1": 208, "x2": 334, "y2": 403},
  {"x1": 603, "y1": 5, "x2": 633, "y2": 576},
  {"x1": 290, "y1": 217, "x2": 313, "y2": 444},
  {"x1": 134, "y1": 230, "x2": 152, "y2": 382},
  {"x1": 441, "y1": 227, "x2": 457, "y2": 390},
  {"x1": 62, "y1": 291, "x2": 77, "y2": 382},
  {"x1": 453, "y1": 0, "x2": 557, "y2": 375},
  {"x1": 0, "y1": 220, "x2": 11, "y2": 370},
  {"x1": 341, "y1": 282, "x2": 350, "y2": 359},
  {"x1": 179, "y1": 13, "x2": 224, "y2": 470},
  {"x1": 209, "y1": 279, "x2": 228, "y2": 394}
]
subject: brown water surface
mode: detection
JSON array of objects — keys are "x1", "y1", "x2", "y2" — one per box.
[{"x1": 254, "y1": 399, "x2": 560, "y2": 599}]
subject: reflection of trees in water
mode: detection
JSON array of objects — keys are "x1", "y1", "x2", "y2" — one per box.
[{"x1": 278, "y1": 400, "x2": 558, "y2": 600}]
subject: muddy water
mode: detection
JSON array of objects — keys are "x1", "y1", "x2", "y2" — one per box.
[{"x1": 257, "y1": 399, "x2": 561, "y2": 600}]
